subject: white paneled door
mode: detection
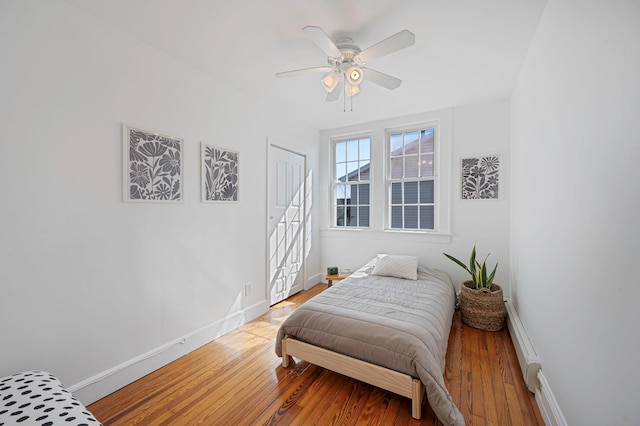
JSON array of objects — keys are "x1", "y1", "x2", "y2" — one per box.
[{"x1": 268, "y1": 144, "x2": 306, "y2": 306}]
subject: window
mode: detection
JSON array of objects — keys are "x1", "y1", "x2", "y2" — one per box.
[
  {"x1": 388, "y1": 126, "x2": 436, "y2": 230},
  {"x1": 333, "y1": 137, "x2": 370, "y2": 227}
]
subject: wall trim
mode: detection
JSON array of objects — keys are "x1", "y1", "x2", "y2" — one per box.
[
  {"x1": 69, "y1": 299, "x2": 269, "y2": 405},
  {"x1": 504, "y1": 299, "x2": 541, "y2": 392},
  {"x1": 306, "y1": 272, "x2": 324, "y2": 290},
  {"x1": 535, "y1": 371, "x2": 568, "y2": 426},
  {"x1": 319, "y1": 228, "x2": 452, "y2": 244}
]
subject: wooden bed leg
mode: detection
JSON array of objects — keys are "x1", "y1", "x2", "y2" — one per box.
[
  {"x1": 282, "y1": 355, "x2": 293, "y2": 368},
  {"x1": 281, "y1": 337, "x2": 292, "y2": 368},
  {"x1": 411, "y1": 379, "x2": 425, "y2": 419}
]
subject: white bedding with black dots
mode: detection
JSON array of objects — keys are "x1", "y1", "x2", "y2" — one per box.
[{"x1": 0, "y1": 371, "x2": 102, "y2": 426}]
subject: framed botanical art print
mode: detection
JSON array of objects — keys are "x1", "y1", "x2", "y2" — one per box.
[
  {"x1": 460, "y1": 155, "x2": 500, "y2": 200},
  {"x1": 201, "y1": 143, "x2": 239, "y2": 203},
  {"x1": 123, "y1": 124, "x2": 183, "y2": 202}
]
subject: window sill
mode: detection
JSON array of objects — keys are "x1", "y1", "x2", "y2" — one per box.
[{"x1": 320, "y1": 228, "x2": 452, "y2": 244}]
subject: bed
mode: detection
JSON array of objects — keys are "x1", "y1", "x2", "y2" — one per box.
[{"x1": 275, "y1": 255, "x2": 465, "y2": 426}]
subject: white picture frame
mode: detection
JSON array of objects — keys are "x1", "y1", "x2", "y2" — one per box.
[
  {"x1": 122, "y1": 124, "x2": 183, "y2": 203},
  {"x1": 201, "y1": 143, "x2": 239, "y2": 203}
]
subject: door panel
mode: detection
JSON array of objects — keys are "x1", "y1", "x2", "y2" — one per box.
[{"x1": 268, "y1": 145, "x2": 306, "y2": 306}]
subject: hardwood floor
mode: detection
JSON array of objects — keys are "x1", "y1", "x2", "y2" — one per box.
[{"x1": 88, "y1": 284, "x2": 543, "y2": 425}]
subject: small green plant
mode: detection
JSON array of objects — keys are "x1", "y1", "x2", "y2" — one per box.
[{"x1": 443, "y1": 244, "x2": 498, "y2": 290}]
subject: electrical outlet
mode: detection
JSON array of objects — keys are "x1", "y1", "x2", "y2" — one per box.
[{"x1": 244, "y1": 282, "x2": 252, "y2": 296}]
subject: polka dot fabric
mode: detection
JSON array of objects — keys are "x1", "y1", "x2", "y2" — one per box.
[{"x1": 0, "y1": 371, "x2": 102, "y2": 426}]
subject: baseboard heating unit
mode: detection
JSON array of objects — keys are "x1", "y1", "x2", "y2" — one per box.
[{"x1": 504, "y1": 299, "x2": 542, "y2": 392}]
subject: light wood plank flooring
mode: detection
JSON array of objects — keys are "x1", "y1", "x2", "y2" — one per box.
[{"x1": 88, "y1": 284, "x2": 543, "y2": 425}]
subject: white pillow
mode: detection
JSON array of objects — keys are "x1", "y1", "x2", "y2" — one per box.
[{"x1": 371, "y1": 254, "x2": 418, "y2": 280}]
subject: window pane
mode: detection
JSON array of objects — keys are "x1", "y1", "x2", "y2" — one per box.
[
  {"x1": 420, "y1": 206, "x2": 434, "y2": 229},
  {"x1": 346, "y1": 161, "x2": 359, "y2": 181},
  {"x1": 336, "y1": 206, "x2": 345, "y2": 226},
  {"x1": 335, "y1": 141, "x2": 346, "y2": 163},
  {"x1": 336, "y1": 185, "x2": 346, "y2": 205},
  {"x1": 391, "y1": 182, "x2": 402, "y2": 204},
  {"x1": 336, "y1": 162, "x2": 347, "y2": 182},
  {"x1": 405, "y1": 156, "x2": 419, "y2": 178},
  {"x1": 359, "y1": 206, "x2": 370, "y2": 227},
  {"x1": 346, "y1": 206, "x2": 357, "y2": 227},
  {"x1": 360, "y1": 139, "x2": 370, "y2": 160},
  {"x1": 359, "y1": 160, "x2": 370, "y2": 180},
  {"x1": 390, "y1": 157, "x2": 403, "y2": 179},
  {"x1": 419, "y1": 180, "x2": 434, "y2": 203},
  {"x1": 349, "y1": 184, "x2": 358, "y2": 205},
  {"x1": 404, "y1": 181, "x2": 418, "y2": 204},
  {"x1": 404, "y1": 131, "x2": 419, "y2": 155},
  {"x1": 359, "y1": 184, "x2": 370, "y2": 204},
  {"x1": 420, "y1": 129, "x2": 434, "y2": 153},
  {"x1": 390, "y1": 133, "x2": 403, "y2": 156},
  {"x1": 404, "y1": 206, "x2": 418, "y2": 229},
  {"x1": 420, "y1": 154, "x2": 434, "y2": 177},
  {"x1": 391, "y1": 206, "x2": 403, "y2": 228},
  {"x1": 346, "y1": 140, "x2": 359, "y2": 162}
]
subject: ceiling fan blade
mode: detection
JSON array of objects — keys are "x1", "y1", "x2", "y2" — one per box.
[
  {"x1": 326, "y1": 79, "x2": 343, "y2": 102},
  {"x1": 355, "y1": 30, "x2": 415, "y2": 64},
  {"x1": 362, "y1": 67, "x2": 402, "y2": 90},
  {"x1": 276, "y1": 66, "x2": 332, "y2": 78},
  {"x1": 303, "y1": 26, "x2": 342, "y2": 58}
]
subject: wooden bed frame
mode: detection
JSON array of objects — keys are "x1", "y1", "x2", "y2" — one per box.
[{"x1": 281, "y1": 335, "x2": 426, "y2": 419}]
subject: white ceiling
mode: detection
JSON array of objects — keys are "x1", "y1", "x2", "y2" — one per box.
[{"x1": 65, "y1": 0, "x2": 547, "y2": 130}]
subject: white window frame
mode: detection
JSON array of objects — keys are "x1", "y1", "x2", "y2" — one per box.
[
  {"x1": 331, "y1": 135, "x2": 372, "y2": 229},
  {"x1": 385, "y1": 121, "x2": 442, "y2": 232}
]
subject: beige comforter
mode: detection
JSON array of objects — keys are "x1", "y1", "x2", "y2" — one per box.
[{"x1": 275, "y1": 259, "x2": 465, "y2": 426}]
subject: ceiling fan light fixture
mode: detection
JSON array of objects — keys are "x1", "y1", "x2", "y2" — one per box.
[
  {"x1": 345, "y1": 82, "x2": 360, "y2": 97},
  {"x1": 346, "y1": 66, "x2": 364, "y2": 85},
  {"x1": 321, "y1": 71, "x2": 340, "y2": 92}
]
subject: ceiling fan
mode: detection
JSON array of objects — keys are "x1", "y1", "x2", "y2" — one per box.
[{"x1": 276, "y1": 26, "x2": 415, "y2": 104}]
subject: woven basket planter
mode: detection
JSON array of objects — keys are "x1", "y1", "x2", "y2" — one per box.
[{"x1": 460, "y1": 280, "x2": 505, "y2": 331}]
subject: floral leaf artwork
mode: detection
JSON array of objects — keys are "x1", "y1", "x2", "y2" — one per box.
[
  {"x1": 201, "y1": 144, "x2": 239, "y2": 203},
  {"x1": 461, "y1": 155, "x2": 499, "y2": 200},
  {"x1": 124, "y1": 125, "x2": 183, "y2": 202}
]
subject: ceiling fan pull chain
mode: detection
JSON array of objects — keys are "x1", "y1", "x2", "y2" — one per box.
[
  {"x1": 350, "y1": 87, "x2": 354, "y2": 112},
  {"x1": 343, "y1": 77, "x2": 347, "y2": 113}
]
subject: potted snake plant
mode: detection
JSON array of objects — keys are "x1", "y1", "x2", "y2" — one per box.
[{"x1": 443, "y1": 244, "x2": 505, "y2": 331}]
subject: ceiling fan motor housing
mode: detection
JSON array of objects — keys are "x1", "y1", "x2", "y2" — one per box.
[{"x1": 327, "y1": 37, "x2": 361, "y2": 66}]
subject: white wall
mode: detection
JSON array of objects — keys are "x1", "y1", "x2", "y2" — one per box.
[
  {"x1": 319, "y1": 99, "x2": 511, "y2": 294},
  {"x1": 510, "y1": 0, "x2": 640, "y2": 424},
  {"x1": 0, "y1": 0, "x2": 320, "y2": 403}
]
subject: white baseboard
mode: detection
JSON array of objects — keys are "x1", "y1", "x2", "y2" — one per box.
[
  {"x1": 69, "y1": 299, "x2": 269, "y2": 405},
  {"x1": 306, "y1": 272, "x2": 324, "y2": 289},
  {"x1": 535, "y1": 371, "x2": 567, "y2": 426},
  {"x1": 505, "y1": 299, "x2": 541, "y2": 392}
]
